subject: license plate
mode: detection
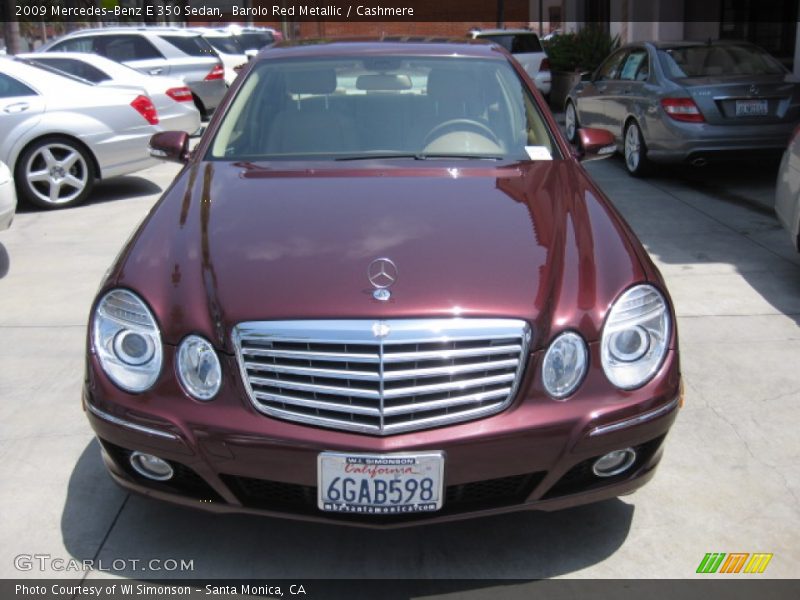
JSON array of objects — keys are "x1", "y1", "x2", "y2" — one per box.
[
  {"x1": 318, "y1": 451, "x2": 444, "y2": 514},
  {"x1": 735, "y1": 99, "x2": 768, "y2": 116}
]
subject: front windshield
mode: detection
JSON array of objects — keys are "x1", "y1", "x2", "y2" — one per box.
[
  {"x1": 658, "y1": 44, "x2": 786, "y2": 78},
  {"x1": 209, "y1": 55, "x2": 558, "y2": 162}
]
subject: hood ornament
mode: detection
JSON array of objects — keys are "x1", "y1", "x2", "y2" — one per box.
[{"x1": 367, "y1": 257, "x2": 397, "y2": 301}]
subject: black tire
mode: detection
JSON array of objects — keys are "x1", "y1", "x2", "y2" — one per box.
[
  {"x1": 623, "y1": 120, "x2": 652, "y2": 177},
  {"x1": 15, "y1": 136, "x2": 95, "y2": 209},
  {"x1": 564, "y1": 100, "x2": 579, "y2": 144}
]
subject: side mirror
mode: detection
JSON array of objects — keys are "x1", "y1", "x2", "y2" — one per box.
[
  {"x1": 576, "y1": 128, "x2": 616, "y2": 162},
  {"x1": 580, "y1": 71, "x2": 592, "y2": 82},
  {"x1": 149, "y1": 131, "x2": 190, "y2": 164}
]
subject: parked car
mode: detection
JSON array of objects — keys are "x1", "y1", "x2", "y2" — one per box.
[
  {"x1": 468, "y1": 28, "x2": 551, "y2": 97},
  {"x1": 225, "y1": 25, "x2": 280, "y2": 59},
  {"x1": 38, "y1": 27, "x2": 226, "y2": 118},
  {"x1": 84, "y1": 39, "x2": 680, "y2": 527},
  {"x1": 0, "y1": 57, "x2": 160, "y2": 209},
  {"x1": 17, "y1": 52, "x2": 201, "y2": 135},
  {"x1": 188, "y1": 28, "x2": 248, "y2": 86},
  {"x1": 564, "y1": 40, "x2": 800, "y2": 176},
  {"x1": 0, "y1": 161, "x2": 17, "y2": 231},
  {"x1": 776, "y1": 125, "x2": 800, "y2": 252}
]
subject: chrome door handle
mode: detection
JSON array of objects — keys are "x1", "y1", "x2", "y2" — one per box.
[
  {"x1": 148, "y1": 68, "x2": 163, "y2": 75},
  {"x1": 3, "y1": 102, "x2": 29, "y2": 113}
]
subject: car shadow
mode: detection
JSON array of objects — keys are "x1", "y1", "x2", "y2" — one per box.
[
  {"x1": 14, "y1": 175, "x2": 163, "y2": 213},
  {"x1": 0, "y1": 242, "x2": 8, "y2": 279},
  {"x1": 588, "y1": 156, "x2": 800, "y2": 328},
  {"x1": 61, "y1": 440, "x2": 634, "y2": 582}
]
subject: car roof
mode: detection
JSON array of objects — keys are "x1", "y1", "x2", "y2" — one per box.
[
  {"x1": 470, "y1": 29, "x2": 539, "y2": 36},
  {"x1": 62, "y1": 27, "x2": 200, "y2": 37},
  {"x1": 648, "y1": 39, "x2": 756, "y2": 50},
  {"x1": 255, "y1": 38, "x2": 504, "y2": 60}
]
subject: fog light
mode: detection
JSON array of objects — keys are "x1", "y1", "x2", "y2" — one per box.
[
  {"x1": 129, "y1": 451, "x2": 174, "y2": 481},
  {"x1": 592, "y1": 448, "x2": 636, "y2": 477}
]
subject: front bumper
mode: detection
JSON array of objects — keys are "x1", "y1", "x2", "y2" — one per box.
[{"x1": 83, "y1": 348, "x2": 680, "y2": 528}]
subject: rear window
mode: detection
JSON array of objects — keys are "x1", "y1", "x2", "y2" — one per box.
[
  {"x1": 236, "y1": 32, "x2": 275, "y2": 51},
  {"x1": 658, "y1": 44, "x2": 785, "y2": 78},
  {"x1": 476, "y1": 33, "x2": 543, "y2": 54},
  {"x1": 0, "y1": 73, "x2": 37, "y2": 98},
  {"x1": 50, "y1": 37, "x2": 95, "y2": 53},
  {"x1": 25, "y1": 57, "x2": 110, "y2": 84},
  {"x1": 205, "y1": 35, "x2": 243, "y2": 55},
  {"x1": 159, "y1": 35, "x2": 216, "y2": 58}
]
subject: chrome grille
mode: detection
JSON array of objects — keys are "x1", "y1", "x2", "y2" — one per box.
[{"x1": 233, "y1": 319, "x2": 531, "y2": 435}]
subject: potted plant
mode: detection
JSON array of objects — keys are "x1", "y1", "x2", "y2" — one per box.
[{"x1": 544, "y1": 26, "x2": 619, "y2": 109}]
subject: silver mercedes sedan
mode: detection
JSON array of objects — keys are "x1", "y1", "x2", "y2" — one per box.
[
  {"x1": 564, "y1": 41, "x2": 800, "y2": 176},
  {"x1": 776, "y1": 126, "x2": 800, "y2": 252},
  {"x1": 0, "y1": 57, "x2": 160, "y2": 209}
]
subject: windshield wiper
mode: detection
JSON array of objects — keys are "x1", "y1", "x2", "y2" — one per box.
[{"x1": 335, "y1": 153, "x2": 504, "y2": 161}]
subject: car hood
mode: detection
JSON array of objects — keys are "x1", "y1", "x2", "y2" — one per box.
[{"x1": 110, "y1": 160, "x2": 648, "y2": 352}]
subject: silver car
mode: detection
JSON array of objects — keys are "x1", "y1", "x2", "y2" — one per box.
[
  {"x1": 39, "y1": 27, "x2": 226, "y2": 118},
  {"x1": 189, "y1": 28, "x2": 248, "y2": 87},
  {"x1": 565, "y1": 41, "x2": 800, "y2": 176},
  {"x1": 468, "y1": 29, "x2": 551, "y2": 96},
  {"x1": 0, "y1": 57, "x2": 159, "y2": 209},
  {"x1": 0, "y1": 161, "x2": 16, "y2": 231},
  {"x1": 17, "y1": 52, "x2": 201, "y2": 135},
  {"x1": 776, "y1": 126, "x2": 800, "y2": 252}
]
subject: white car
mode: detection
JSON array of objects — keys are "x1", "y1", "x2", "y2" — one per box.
[
  {"x1": 468, "y1": 29, "x2": 552, "y2": 97},
  {"x1": 189, "y1": 29, "x2": 248, "y2": 87},
  {"x1": 17, "y1": 52, "x2": 201, "y2": 135},
  {"x1": 776, "y1": 126, "x2": 800, "y2": 252},
  {"x1": 0, "y1": 161, "x2": 17, "y2": 231},
  {"x1": 0, "y1": 57, "x2": 160, "y2": 209}
]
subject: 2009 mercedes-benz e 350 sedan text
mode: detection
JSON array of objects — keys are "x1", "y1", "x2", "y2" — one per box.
[{"x1": 83, "y1": 39, "x2": 682, "y2": 527}]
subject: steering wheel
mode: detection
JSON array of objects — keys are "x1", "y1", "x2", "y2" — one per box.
[{"x1": 422, "y1": 118, "x2": 501, "y2": 148}]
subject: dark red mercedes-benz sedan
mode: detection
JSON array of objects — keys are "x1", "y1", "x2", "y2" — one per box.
[{"x1": 83, "y1": 39, "x2": 681, "y2": 527}]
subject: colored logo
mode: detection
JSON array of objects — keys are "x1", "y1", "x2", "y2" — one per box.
[{"x1": 696, "y1": 553, "x2": 773, "y2": 574}]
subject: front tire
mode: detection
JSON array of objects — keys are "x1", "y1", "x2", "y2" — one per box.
[
  {"x1": 623, "y1": 121, "x2": 651, "y2": 177},
  {"x1": 16, "y1": 137, "x2": 95, "y2": 209},
  {"x1": 564, "y1": 101, "x2": 579, "y2": 144}
]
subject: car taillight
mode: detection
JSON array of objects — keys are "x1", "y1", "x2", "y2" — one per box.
[
  {"x1": 166, "y1": 87, "x2": 193, "y2": 102},
  {"x1": 204, "y1": 64, "x2": 225, "y2": 81},
  {"x1": 130, "y1": 95, "x2": 159, "y2": 125},
  {"x1": 540, "y1": 57, "x2": 550, "y2": 71},
  {"x1": 660, "y1": 97, "x2": 704, "y2": 123}
]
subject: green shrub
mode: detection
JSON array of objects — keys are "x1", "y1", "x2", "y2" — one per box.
[{"x1": 543, "y1": 26, "x2": 620, "y2": 73}]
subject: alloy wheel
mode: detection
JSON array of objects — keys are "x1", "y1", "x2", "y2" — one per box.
[
  {"x1": 565, "y1": 103, "x2": 577, "y2": 142},
  {"x1": 625, "y1": 123, "x2": 641, "y2": 172},
  {"x1": 25, "y1": 143, "x2": 90, "y2": 206}
]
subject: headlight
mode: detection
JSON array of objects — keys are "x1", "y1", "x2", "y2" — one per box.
[
  {"x1": 176, "y1": 335, "x2": 221, "y2": 400},
  {"x1": 601, "y1": 284, "x2": 671, "y2": 389},
  {"x1": 542, "y1": 331, "x2": 588, "y2": 399},
  {"x1": 92, "y1": 289, "x2": 162, "y2": 392}
]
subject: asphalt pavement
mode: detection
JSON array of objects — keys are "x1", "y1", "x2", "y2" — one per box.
[{"x1": 0, "y1": 150, "x2": 798, "y2": 583}]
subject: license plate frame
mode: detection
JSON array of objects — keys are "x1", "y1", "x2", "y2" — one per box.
[
  {"x1": 317, "y1": 451, "x2": 445, "y2": 514},
  {"x1": 735, "y1": 99, "x2": 768, "y2": 117}
]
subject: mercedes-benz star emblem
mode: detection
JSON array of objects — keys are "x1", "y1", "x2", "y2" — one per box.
[
  {"x1": 372, "y1": 321, "x2": 391, "y2": 338},
  {"x1": 367, "y1": 257, "x2": 398, "y2": 301}
]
